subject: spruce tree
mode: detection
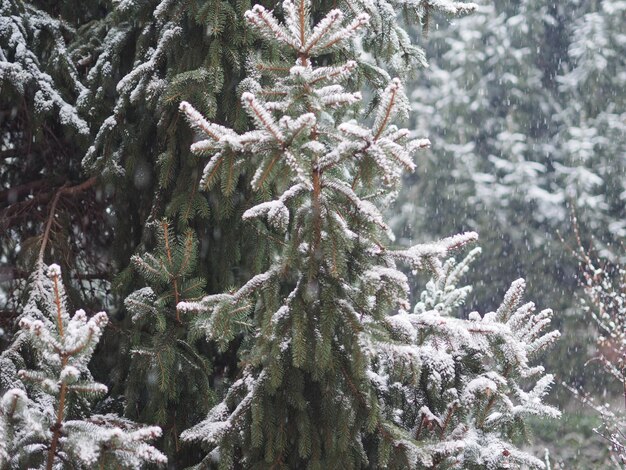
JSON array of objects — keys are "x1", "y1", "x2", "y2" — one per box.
[
  {"x1": 375, "y1": 249, "x2": 559, "y2": 468},
  {"x1": 75, "y1": 0, "x2": 481, "y2": 466},
  {"x1": 0, "y1": 264, "x2": 166, "y2": 469},
  {"x1": 392, "y1": 2, "x2": 625, "y2": 439},
  {"x1": 556, "y1": 0, "x2": 625, "y2": 244},
  {"x1": 176, "y1": 1, "x2": 558, "y2": 467}
]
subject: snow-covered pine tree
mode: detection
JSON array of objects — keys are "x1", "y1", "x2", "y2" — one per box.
[
  {"x1": 394, "y1": 0, "x2": 571, "y2": 309},
  {"x1": 176, "y1": 1, "x2": 443, "y2": 466},
  {"x1": 176, "y1": 1, "x2": 558, "y2": 467},
  {"x1": 556, "y1": 0, "x2": 626, "y2": 246},
  {"x1": 396, "y1": 0, "x2": 625, "y2": 303},
  {"x1": 123, "y1": 220, "x2": 212, "y2": 461},
  {"x1": 1, "y1": 0, "x2": 479, "y2": 466},
  {"x1": 375, "y1": 248, "x2": 560, "y2": 468},
  {"x1": 0, "y1": 264, "x2": 166, "y2": 469}
]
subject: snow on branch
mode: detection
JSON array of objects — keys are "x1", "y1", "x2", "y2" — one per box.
[
  {"x1": 180, "y1": 101, "x2": 235, "y2": 142},
  {"x1": 374, "y1": 78, "x2": 409, "y2": 140},
  {"x1": 391, "y1": 231, "x2": 479, "y2": 272},
  {"x1": 244, "y1": 4, "x2": 299, "y2": 50},
  {"x1": 244, "y1": 1, "x2": 369, "y2": 57}
]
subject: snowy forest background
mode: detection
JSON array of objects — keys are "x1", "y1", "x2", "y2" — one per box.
[{"x1": 0, "y1": 0, "x2": 624, "y2": 468}]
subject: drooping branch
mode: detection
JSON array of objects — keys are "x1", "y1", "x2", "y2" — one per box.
[{"x1": 1, "y1": 177, "x2": 98, "y2": 231}]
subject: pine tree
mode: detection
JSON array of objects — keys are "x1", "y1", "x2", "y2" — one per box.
[
  {"x1": 394, "y1": 1, "x2": 572, "y2": 310},
  {"x1": 0, "y1": 264, "x2": 166, "y2": 469},
  {"x1": 1, "y1": 0, "x2": 568, "y2": 467},
  {"x1": 2, "y1": 0, "x2": 481, "y2": 466},
  {"x1": 556, "y1": 0, "x2": 626, "y2": 245},
  {"x1": 374, "y1": 248, "x2": 560, "y2": 468},
  {"x1": 0, "y1": 0, "x2": 107, "y2": 323},
  {"x1": 175, "y1": 1, "x2": 557, "y2": 467},
  {"x1": 394, "y1": 0, "x2": 624, "y2": 303}
]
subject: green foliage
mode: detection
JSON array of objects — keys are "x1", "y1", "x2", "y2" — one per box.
[
  {"x1": 372, "y1": 248, "x2": 560, "y2": 468},
  {"x1": 123, "y1": 221, "x2": 213, "y2": 463}
]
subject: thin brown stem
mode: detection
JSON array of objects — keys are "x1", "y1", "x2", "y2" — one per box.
[
  {"x1": 162, "y1": 221, "x2": 181, "y2": 322},
  {"x1": 46, "y1": 380, "x2": 67, "y2": 470},
  {"x1": 439, "y1": 402, "x2": 458, "y2": 439},
  {"x1": 38, "y1": 184, "x2": 67, "y2": 265},
  {"x1": 37, "y1": 177, "x2": 98, "y2": 265},
  {"x1": 374, "y1": 88, "x2": 397, "y2": 141},
  {"x1": 298, "y1": 0, "x2": 306, "y2": 47}
]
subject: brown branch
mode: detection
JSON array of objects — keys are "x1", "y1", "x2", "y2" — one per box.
[
  {"x1": 1, "y1": 196, "x2": 47, "y2": 228},
  {"x1": 439, "y1": 402, "x2": 458, "y2": 439},
  {"x1": 256, "y1": 64, "x2": 291, "y2": 73},
  {"x1": 39, "y1": 184, "x2": 67, "y2": 266},
  {"x1": 38, "y1": 177, "x2": 98, "y2": 264},
  {"x1": 374, "y1": 87, "x2": 397, "y2": 141},
  {"x1": 46, "y1": 380, "x2": 66, "y2": 470},
  {"x1": 1, "y1": 176, "x2": 97, "y2": 240},
  {"x1": 51, "y1": 272, "x2": 64, "y2": 338},
  {"x1": 0, "y1": 178, "x2": 62, "y2": 205},
  {"x1": 298, "y1": 0, "x2": 306, "y2": 47},
  {"x1": 162, "y1": 221, "x2": 181, "y2": 322}
]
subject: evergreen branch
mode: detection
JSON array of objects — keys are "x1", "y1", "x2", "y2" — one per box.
[
  {"x1": 317, "y1": 13, "x2": 370, "y2": 51},
  {"x1": 200, "y1": 154, "x2": 224, "y2": 189},
  {"x1": 309, "y1": 61, "x2": 358, "y2": 86},
  {"x1": 254, "y1": 153, "x2": 281, "y2": 189},
  {"x1": 161, "y1": 221, "x2": 181, "y2": 320},
  {"x1": 241, "y1": 93, "x2": 285, "y2": 145},
  {"x1": 244, "y1": 5, "x2": 298, "y2": 49},
  {"x1": 179, "y1": 101, "x2": 222, "y2": 141},
  {"x1": 303, "y1": 9, "x2": 343, "y2": 55},
  {"x1": 182, "y1": 182, "x2": 198, "y2": 224}
]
